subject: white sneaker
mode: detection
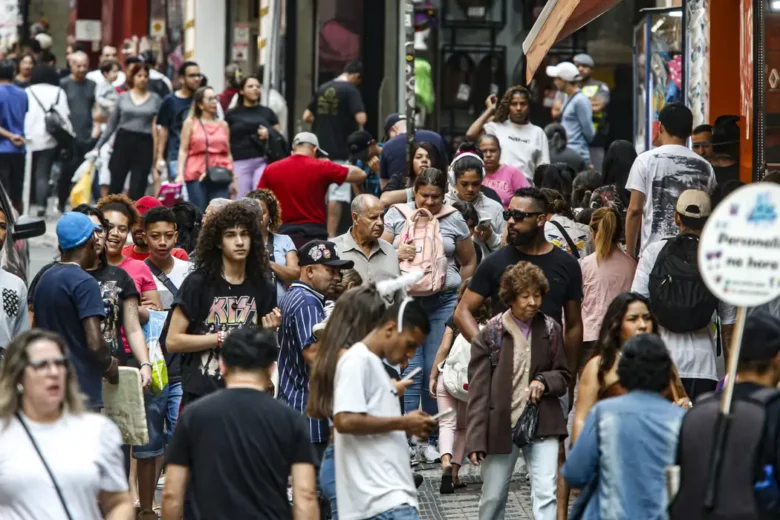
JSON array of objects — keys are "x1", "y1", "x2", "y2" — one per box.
[
  {"x1": 409, "y1": 445, "x2": 419, "y2": 465},
  {"x1": 420, "y1": 443, "x2": 441, "y2": 463}
]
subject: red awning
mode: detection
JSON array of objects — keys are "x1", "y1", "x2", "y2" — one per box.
[{"x1": 523, "y1": 0, "x2": 623, "y2": 83}]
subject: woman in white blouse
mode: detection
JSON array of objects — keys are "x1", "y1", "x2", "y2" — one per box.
[{"x1": 0, "y1": 329, "x2": 133, "y2": 520}]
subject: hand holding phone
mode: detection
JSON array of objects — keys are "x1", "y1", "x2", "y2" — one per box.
[{"x1": 401, "y1": 367, "x2": 422, "y2": 381}]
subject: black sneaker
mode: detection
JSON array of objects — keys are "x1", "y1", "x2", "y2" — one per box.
[
  {"x1": 414, "y1": 473, "x2": 424, "y2": 489},
  {"x1": 440, "y1": 473, "x2": 454, "y2": 494}
]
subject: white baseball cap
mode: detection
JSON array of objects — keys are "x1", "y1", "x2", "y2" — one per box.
[{"x1": 546, "y1": 62, "x2": 582, "y2": 83}]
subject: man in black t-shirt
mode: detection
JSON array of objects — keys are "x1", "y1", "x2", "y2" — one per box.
[
  {"x1": 165, "y1": 201, "x2": 281, "y2": 403},
  {"x1": 454, "y1": 186, "x2": 583, "y2": 365},
  {"x1": 302, "y1": 60, "x2": 367, "y2": 237},
  {"x1": 162, "y1": 328, "x2": 319, "y2": 519}
]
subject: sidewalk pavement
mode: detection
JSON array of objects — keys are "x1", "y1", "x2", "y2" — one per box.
[{"x1": 29, "y1": 214, "x2": 59, "y2": 249}]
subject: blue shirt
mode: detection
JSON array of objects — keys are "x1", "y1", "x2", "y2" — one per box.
[
  {"x1": 157, "y1": 93, "x2": 194, "y2": 162},
  {"x1": 560, "y1": 90, "x2": 595, "y2": 164},
  {"x1": 278, "y1": 281, "x2": 329, "y2": 443},
  {"x1": 0, "y1": 84, "x2": 28, "y2": 154},
  {"x1": 268, "y1": 232, "x2": 296, "y2": 305},
  {"x1": 33, "y1": 263, "x2": 106, "y2": 408},
  {"x1": 563, "y1": 391, "x2": 685, "y2": 520},
  {"x1": 379, "y1": 129, "x2": 448, "y2": 179}
]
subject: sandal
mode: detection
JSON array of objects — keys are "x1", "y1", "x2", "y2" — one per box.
[
  {"x1": 454, "y1": 480, "x2": 467, "y2": 489},
  {"x1": 440, "y1": 471, "x2": 455, "y2": 494}
]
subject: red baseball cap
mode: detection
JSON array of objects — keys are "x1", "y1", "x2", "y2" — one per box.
[{"x1": 135, "y1": 196, "x2": 163, "y2": 216}]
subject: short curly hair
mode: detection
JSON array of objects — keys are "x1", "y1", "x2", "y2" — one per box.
[
  {"x1": 499, "y1": 261, "x2": 549, "y2": 305},
  {"x1": 617, "y1": 333, "x2": 672, "y2": 393},
  {"x1": 246, "y1": 189, "x2": 282, "y2": 232},
  {"x1": 96, "y1": 194, "x2": 141, "y2": 228}
]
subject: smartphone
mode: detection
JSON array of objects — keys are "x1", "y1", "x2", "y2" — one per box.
[
  {"x1": 431, "y1": 408, "x2": 456, "y2": 421},
  {"x1": 478, "y1": 216, "x2": 492, "y2": 228},
  {"x1": 401, "y1": 367, "x2": 422, "y2": 381}
]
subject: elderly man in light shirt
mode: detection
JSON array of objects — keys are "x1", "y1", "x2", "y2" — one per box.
[{"x1": 332, "y1": 194, "x2": 399, "y2": 284}]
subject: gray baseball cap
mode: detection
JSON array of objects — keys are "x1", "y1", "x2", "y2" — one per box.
[
  {"x1": 573, "y1": 54, "x2": 595, "y2": 68},
  {"x1": 292, "y1": 132, "x2": 329, "y2": 157}
]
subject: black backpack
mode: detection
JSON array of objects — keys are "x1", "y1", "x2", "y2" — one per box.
[
  {"x1": 29, "y1": 87, "x2": 74, "y2": 149},
  {"x1": 648, "y1": 233, "x2": 718, "y2": 333},
  {"x1": 669, "y1": 387, "x2": 780, "y2": 520}
]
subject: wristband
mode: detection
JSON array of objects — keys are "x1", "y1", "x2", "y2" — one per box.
[{"x1": 140, "y1": 362, "x2": 152, "y2": 370}]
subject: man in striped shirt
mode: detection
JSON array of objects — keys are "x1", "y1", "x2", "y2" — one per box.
[{"x1": 278, "y1": 240, "x2": 354, "y2": 459}]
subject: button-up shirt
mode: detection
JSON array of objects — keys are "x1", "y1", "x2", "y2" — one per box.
[
  {"x1": 331, "y1": 228, "x2": 400, "y2": 284},
  {"x1": 278, "y1": 281, "x2": 329, "y2": 443}
]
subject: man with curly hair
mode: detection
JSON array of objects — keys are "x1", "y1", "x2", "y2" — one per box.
[
  {"x1": 165, "y1": 201, "x2": 280, "y2": 405},
  {"x1": 466, "y1": 86, "x2": 550, "y2": 183}
]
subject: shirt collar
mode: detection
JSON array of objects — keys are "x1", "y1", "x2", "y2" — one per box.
[
  {"x1": 290, "y1": 280, "x2": 326, "y2": 303},
  {"x1": 340, "y1": 228, "x2": 386, "y2": 257}
]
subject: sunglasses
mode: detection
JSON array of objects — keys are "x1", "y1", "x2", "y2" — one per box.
[
  {"x1": 503, "y1": 210, "x2": 543, "y2": 222},
  {"x1": 28, "y1": 357, "x2": 67, "y2": 372}
]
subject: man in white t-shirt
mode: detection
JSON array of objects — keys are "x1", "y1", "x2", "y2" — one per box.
[
  {"x1": 333, "y1": 299, "x2": 437, "y2": 520},
  {"x1": 466, "y1": 86, "x2": 550, "y2": 183},
  {"x1": 625, "y1": 102, "x2": 716, "y2": 257},
  {"x1": 631, "y1": 190, "x2": 735, "y2": 401},
  {"x1": 86, "y1": 44, "x2": 126, "y2": 88}
]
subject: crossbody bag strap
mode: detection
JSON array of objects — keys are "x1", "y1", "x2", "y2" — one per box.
[
  {"x1": 198, "y1": 118, "x2": 210, "y2": 169},
  {"x1": 15, "y1": 412, "x2": 75, "y2": 520},
  {"x1": 549, "y1": 219, "x2": 580, "y2": 259},
  {"x1": 144, "y1": 258, "x2": 179, "y2": 295},
  {"x1": 560, "y1": 91, "x2": 582, "y2": 118}
]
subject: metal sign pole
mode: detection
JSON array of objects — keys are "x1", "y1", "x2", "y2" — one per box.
[{"x1": 404, "y1": 0, "x2": 416, "y2": 178}]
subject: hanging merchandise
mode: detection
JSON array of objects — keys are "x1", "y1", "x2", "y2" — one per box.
[
  {"x1": 474, "y1": 52, "x2": 506, "y2": 113},
  {"x1": 442, "y1": 52, "x2": 476, "y2": 107},
  {"x1": 415, "y1": 58, "x2": 434, "y2": 115}
]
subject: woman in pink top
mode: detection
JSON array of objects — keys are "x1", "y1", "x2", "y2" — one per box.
[
  {"x1": 579, "y1": 207, "x2": 637, "y2": 359},
  {"x1": 176, "y1": 86, "x2": 236, "y2": 211},
  {"x1": 478, "y1": 134, "x2": 530, "y2": 208}
]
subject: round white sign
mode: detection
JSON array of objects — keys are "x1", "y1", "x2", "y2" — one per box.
[{"x1": 698, "y1": 183, "x2": 780, "y2": 307}]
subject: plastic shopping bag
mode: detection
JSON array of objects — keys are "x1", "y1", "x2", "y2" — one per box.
[
  {"x1": 69, "y1": 159, "x2": 94, "y2": 208},
  {"x1": 143, "y1": 310, "x2": 169, "y2": 395}
]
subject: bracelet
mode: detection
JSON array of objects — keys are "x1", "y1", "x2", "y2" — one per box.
[
  {"x1": 140, "y1": 362, "x2": 152, "y2": 370},
  {"x1": 217, "y1": 331, "x2": 225, "y2": 346}
]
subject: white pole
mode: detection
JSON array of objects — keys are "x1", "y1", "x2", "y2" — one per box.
[{"x1": 22, "y1": 150, "x2": 32, "y2": 216}]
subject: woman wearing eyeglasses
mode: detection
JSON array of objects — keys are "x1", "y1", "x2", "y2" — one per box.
[
  {"x1": 0, "y1": 329, "x2": 134, "y2": 519},
  {"x1": 175, "y1": 86, "x2": 237, "y2": 211}
]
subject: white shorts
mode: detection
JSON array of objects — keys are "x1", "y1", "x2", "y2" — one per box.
[{"x1": 326, "y1": 182, "x2": 352, "y2": 203}]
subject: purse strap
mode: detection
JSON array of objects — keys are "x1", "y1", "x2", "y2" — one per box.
[
  {"x1": 549, "y1": 219, "x2": 580, "y2": 259},
  {"x1": 144, "y1": 258, "x2": 179, "y2": 296},
  {"x1": 198, "y1": 118, "x2": 211, "y2": 169},
  {"x1": 15, "y1": 411, "x2": 75, "y2": 520}
]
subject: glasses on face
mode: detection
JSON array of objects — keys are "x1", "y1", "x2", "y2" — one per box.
[
  {"x1": 503, "y1": 210, "x2": 543, "y2": 222},
  {"x1": 28, "y1": 357, "x2": 67, "y2": 373}
]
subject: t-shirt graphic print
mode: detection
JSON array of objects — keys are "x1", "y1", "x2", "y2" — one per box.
[{"x1": 197, "y1": 294, "x2": 259, "y2": 380}]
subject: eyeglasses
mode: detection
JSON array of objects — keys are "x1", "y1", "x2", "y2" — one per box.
[
  {"x1": 28, "y1": 357, "x2": 67, "y2": 373},
  {"x1": 503, "y1": 210, "x2": 543, "y2": 222}
]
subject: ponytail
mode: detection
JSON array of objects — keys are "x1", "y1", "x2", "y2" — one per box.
[{"x1": 591, "y1": 207, "x2": 621, "y2": 264}]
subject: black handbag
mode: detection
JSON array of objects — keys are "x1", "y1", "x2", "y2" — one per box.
[
  {"x1": 198, "y1": 119, "x2": 233, "y2": 185},
  {"x1": 511, "y1": 402, "x2": 539, "y2": 448}
]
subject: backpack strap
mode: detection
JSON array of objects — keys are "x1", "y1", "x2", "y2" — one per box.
[
  {"x1": 144, "y1": 258, "x2": 179, "y2": 295},
  {"x1": 548, "y1": 219, "x2": 580, "y2": 259}
]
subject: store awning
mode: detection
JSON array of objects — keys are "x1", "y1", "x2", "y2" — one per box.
[{"x1": 523, "y1": 0, "x2": 623, "y2": 83}]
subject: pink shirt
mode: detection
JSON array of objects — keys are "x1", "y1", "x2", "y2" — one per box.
[
  {"x1": 580, "y1": 248, "x2": 638, "y2": 342},
  {"x1": 482, "y1": 164, "x2": 531, "y2": 208},
  {"x1": 118, "y1": 257, "x2": 158, "y2": 355}
]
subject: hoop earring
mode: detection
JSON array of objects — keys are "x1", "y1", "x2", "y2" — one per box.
[{"x1": 16, "y1": 383, "x2": 23, "y2": 395}]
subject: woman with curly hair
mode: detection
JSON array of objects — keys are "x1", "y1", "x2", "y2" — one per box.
[
  {"x1": 246, "y1": 189, "x2": 299, "y2": 304},
  {"x1": 165, "y1": 200, "x2": 280, "y2": 406},
  {"x1": 466, "y1": 87, "x2": 550, "y2": 180},
  {"x1": 467, "y1": 261, "x2": 570, "y2": 520},
  {"x1": 572, "y1": 293, "x2": 688, "y2": 444}
]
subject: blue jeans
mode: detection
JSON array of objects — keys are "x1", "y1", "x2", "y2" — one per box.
[
  {"x1": 165, "y1": 381, "x2": 183, "y2": 444},
  {"x1": 370, "y1": 505, "x2": 421, "y2": 520},
  {"x1": 133, "y1": 385, "x2": 169, "y2": 459},
  {"x1": 402, "y1": 290, "x2": 458, "y2": 422},
  {"x1": 186, "y1": 179, "x2": 230, "y2": 212},
  {"x1": 319, "y1": 444, "x2": 338, "y2": 520}
]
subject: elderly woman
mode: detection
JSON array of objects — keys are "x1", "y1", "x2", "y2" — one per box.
[
  {"x1": 467, "y1": 262, "x2": 571, "y2": 520},
  {"x1": 382, "y1": 167, "x2": 477, "y2": 463},
  {"x1": 0, "y1": 329, "x2": 133, "y2": 519}
]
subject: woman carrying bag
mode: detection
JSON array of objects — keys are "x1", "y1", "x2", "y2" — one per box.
[{"x1": 176, "y1": 86, "x2": 236, "y2": 211}]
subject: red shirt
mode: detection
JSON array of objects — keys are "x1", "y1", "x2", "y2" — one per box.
[
  {"x1": 122, "y1": 244, "x2": 190, "y2": 261},
  {"x1": 258, "y1": 155, "x2": 349, "y2": 225}
]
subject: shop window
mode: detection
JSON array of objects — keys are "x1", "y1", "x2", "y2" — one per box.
[{"x1": 317, "y1": 0, "x2": 364, "y2": 85}]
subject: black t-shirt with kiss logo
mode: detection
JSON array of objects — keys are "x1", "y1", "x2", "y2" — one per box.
[{"x1": 172, "y1": 269, "x2": 276, "y2": 397}]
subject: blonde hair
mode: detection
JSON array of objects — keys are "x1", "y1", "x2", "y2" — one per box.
[
  {"x1": 0, "y1": 330, "x2": 85, "y2": 428},
  {"x1": 591, "y1": 207, "x2": 621, "y2": 264}
]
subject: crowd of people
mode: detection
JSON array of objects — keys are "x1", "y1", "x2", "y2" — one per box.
[{"x1": 0, "y1": 45, "x2": 779, "y2": 520}]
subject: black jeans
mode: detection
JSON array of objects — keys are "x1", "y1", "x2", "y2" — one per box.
[
  {"x1": 59, "y1": 139, "x2": 95, "y2": 209},
  {"x1": 681, "y1": 377, "x2": 718, "y2": 402},
  {"x1": 109, "y1": 129, "x2": 154, "y2": 200},
  {"x1": 31, "y1": 148, "x2": 57, "y2": 209},
  {"x1": 0, "y1": 152, "x2": 25, "y2": 211}
]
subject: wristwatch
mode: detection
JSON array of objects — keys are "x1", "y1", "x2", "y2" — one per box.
[{"x1": 534, "y1": 374, "x2": 548, "y2": 391}]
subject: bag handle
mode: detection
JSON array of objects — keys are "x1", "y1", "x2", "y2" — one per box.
[
  {"x1": 15, "y1": 412, "x2": 75, "y2": 520},
  {"x1": 549, "y1": 220, "x2": 580, "y2": 259}
]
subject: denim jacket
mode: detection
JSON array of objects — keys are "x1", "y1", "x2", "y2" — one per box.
[{"x1": 563, "y1": 391, "x2": 685, "y2": 520}]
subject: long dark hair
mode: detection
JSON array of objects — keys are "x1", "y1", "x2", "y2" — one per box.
[
  {"x1": 602, "y1": 140, "x2": 637, "y2": 208},
  {"x1": 308, "y1": 285, "x2": 388, "y2": 419},
  {"x1": 172, "y1": 202, "x2": 202, "y2": 253},
  {"x1": 194, "y1": 201, "x2": 270, "y2": 284},
  {"x1": 493, "y1": 86, "x2": 530, "y2": 123},
  {"x1": 410, "y1": 141, "x2": 443, "y2": 181},
  {"x1": 594, "y1": 292, "x2": 656, "y2": 387},
  {"x1": 233, "y1": 75, "x2": 261, "y2": 108}
]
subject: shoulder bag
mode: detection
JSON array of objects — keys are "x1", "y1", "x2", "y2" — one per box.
[
  {"x1": 15, "y1": 412, "x2": 75, "y2": 520},
  {"x1": 549, "y1": 219, "x2": 580, "y2": 259},
  {"x1": 198, "y1": 119, "x2": 233, "y2": 185},
  {"x1": 144, "y1": 258, "x2": 179, "y2": 295}
]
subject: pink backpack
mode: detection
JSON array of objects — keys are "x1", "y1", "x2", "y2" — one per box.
[{"x1": 393, "y1": 204, "x2": 457, "y2": 296}]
